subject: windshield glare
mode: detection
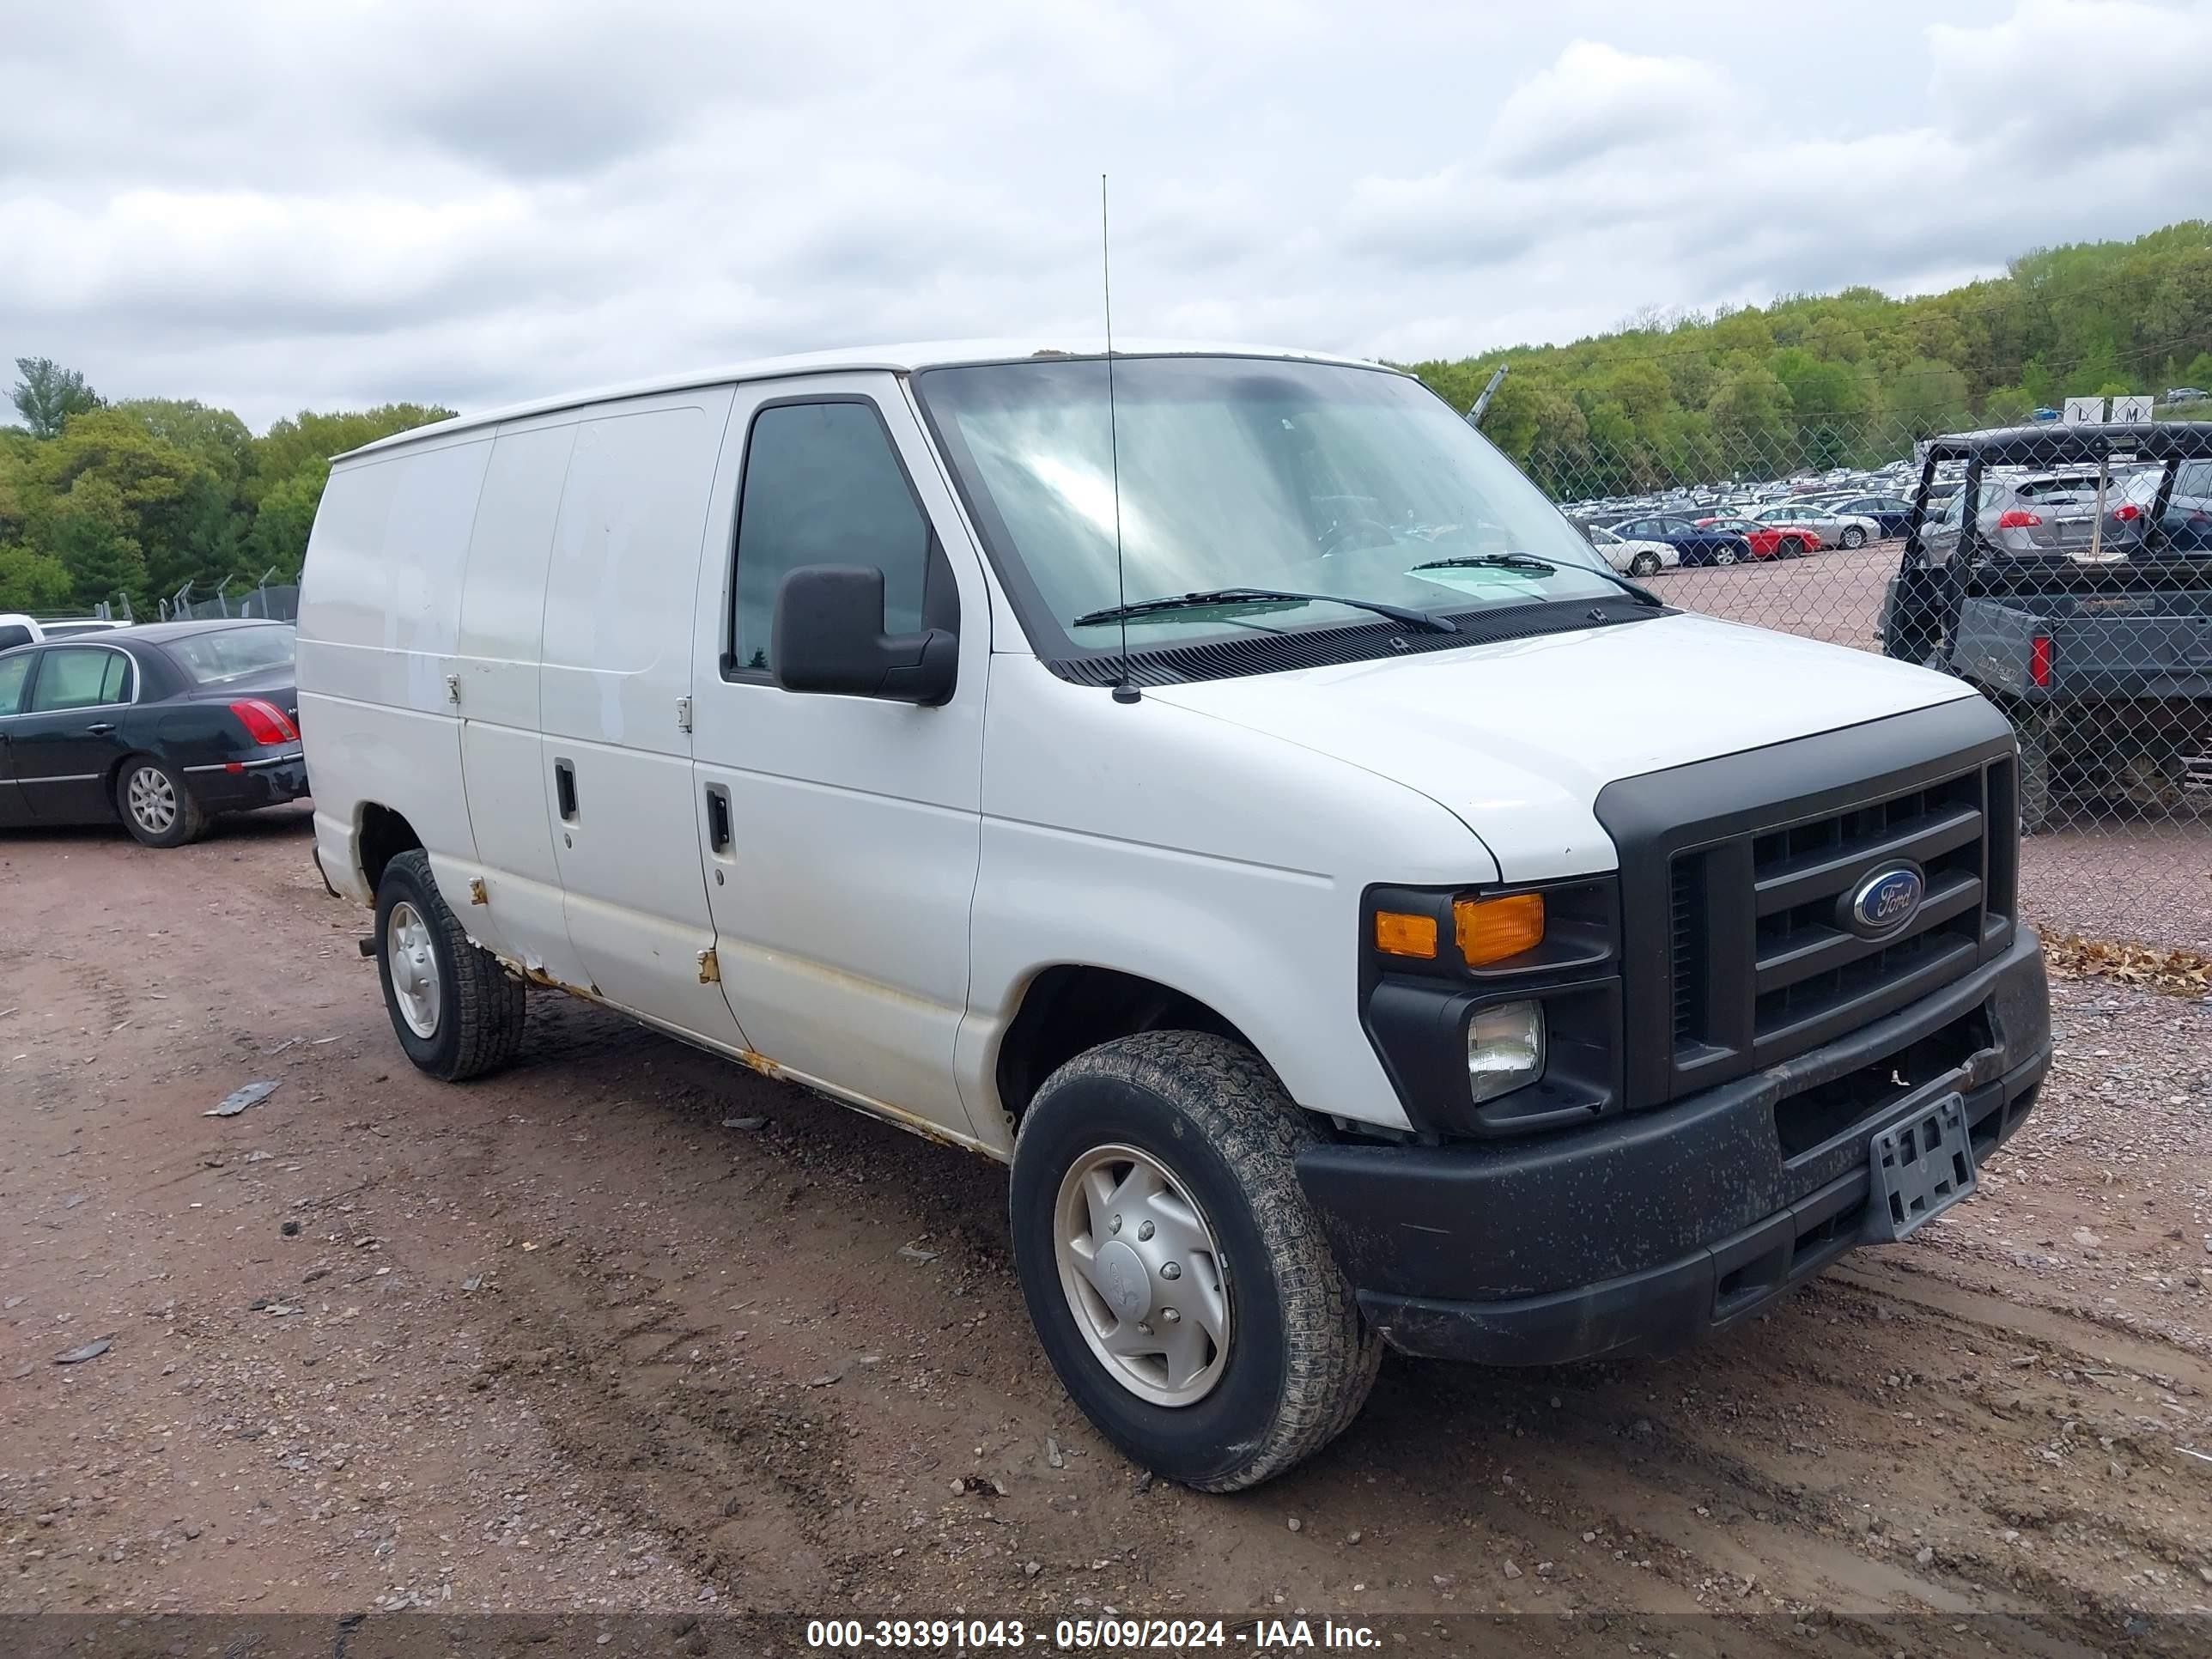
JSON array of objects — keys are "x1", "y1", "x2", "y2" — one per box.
[{"x1": 915, "y1": 357, "x2": 1619, "y2": 652}]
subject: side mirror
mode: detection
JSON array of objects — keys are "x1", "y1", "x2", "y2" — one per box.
[{"x1": 770, "y1": 565, "x2": 957, "y2": 706}]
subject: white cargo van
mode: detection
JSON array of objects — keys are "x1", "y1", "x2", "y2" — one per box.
[{"x1": 298, "y1": 343, "x2": 2050, "y2": 1490}]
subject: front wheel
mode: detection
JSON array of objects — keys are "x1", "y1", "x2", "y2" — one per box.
[
  {"x1": 1010, "y1": 1031, "x2": 1381, "y2": 1492},
  {"x1": 374, "y1": 848, "x2": 527, "y2": 1079},
  {"x1": 1839, "y1": 526, "x2": 1867, "y2": 549},
  {"x1": 1629, "y1": 551, "x2": 1661, "y2": 577},
  {"x1": 1711, "y1": 544, "x2": 1741, "y2": 566}
]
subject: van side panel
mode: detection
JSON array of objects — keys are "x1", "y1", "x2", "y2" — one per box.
[
  {"x1": 538, "y1": 391, "x2": 749, "y2": 1042},
  {"x1": 297, "y1": 436, "x2": 493, "y2": 907},
  {"x1": 452, "y1": 421, "x2": 582, "y2": 978}
]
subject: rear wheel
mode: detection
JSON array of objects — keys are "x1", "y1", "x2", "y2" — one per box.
[
  {"x1": 1785, "y1": 537, "x2": 1812, "y2": 559},
  {"x1": 1839, "y1": 525, "x2": 1868, "y2": 549},
  {"x1": 1629, "y1": 551, "x2": 1661, "y2": 577},
  {"x1": 1711, "y1": 544, "x2": 1741, "y2": 567},
  {"x1": 116, "y1": 757, "x2": 206, "y2": 848},
  {"x1": 374, "y1": 848, "x2": 527, "y2": 1079},
  {"x1": 1010, "y1": 1031, "x2": 1381, "y2": 1492}
]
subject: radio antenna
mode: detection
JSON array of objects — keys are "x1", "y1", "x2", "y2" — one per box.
[{"x1": 1102, "y1": 173, "x2": 1139, "y2": 705}]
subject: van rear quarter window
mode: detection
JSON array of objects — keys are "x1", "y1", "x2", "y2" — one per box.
[{"x1": 731, "y1": 400, "x2": 930, "y2": 673}]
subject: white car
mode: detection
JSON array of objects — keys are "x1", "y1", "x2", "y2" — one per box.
[
  {"x1": 0, "y1": 613, "x2": 126, "y2": 652},
  {"x1": 1584, "y1": 523, "x2": 1680, "y2": 577},
  {"x1": 296, "y1": 340, "x2": 2051, "y2": 1492}
]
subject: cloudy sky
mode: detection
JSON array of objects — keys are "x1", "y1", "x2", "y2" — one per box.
[{"x1": 4, "y1": 0, "x2": 2209, "y2": 429}]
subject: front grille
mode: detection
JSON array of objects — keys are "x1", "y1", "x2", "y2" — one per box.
[
  {"x1": 1593, "y1": 699, "x2": 2021, "y2": 1109},
  {"x1": 1667, "y1": 754, "x2": 2014, "y2": 1091},
  {"x1": 1747, "y1": 769, "x2": 1988, "y2": 1050}
]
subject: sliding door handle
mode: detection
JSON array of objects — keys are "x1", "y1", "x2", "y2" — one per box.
[{"x1": 554, "y1": 758, "x2": 578, "y2": 820}]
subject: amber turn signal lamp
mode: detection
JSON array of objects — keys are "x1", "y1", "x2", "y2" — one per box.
[
  {"x1": 1373, "y1": 910, "x2": 1439, "y2": 959},
  {"x1": 1455, "y1": 893, "x2": 1545, "y2": 965}
]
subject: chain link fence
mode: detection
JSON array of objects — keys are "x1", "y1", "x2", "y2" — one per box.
[
  {"x1": 161, "y1": 580, "x2": 300, "y2": 623},
  {"x1": 1525, "y1": 406, "x2": 2212, "y2": 954}
]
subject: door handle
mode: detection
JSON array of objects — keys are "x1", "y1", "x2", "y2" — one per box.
[
  {"x1": 705, "y1": 783, "x2": 732, "y2": 853},
  {"x1": 85, "y1": 722, "x2": 116, "y2": 735},
  {"x1": 554, "y1": 759, "x2": 578, "y2": 820}
]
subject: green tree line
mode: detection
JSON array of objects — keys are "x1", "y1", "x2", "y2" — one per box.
[
  {"x1": 1407, "y1": 220, "x2": 2212, "y2": 501},
  {"x1": 0, "y1": 357, "x2": 450, "y2": 613}
]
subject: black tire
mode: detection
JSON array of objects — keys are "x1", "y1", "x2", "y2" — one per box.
[
  {"x1": 1711, "y1": 544, "x2": 1741, "y2": 567},
  {"x1": 1784, "y1": 538, "x2": 1810, "y2": 559},
  {"x1": 373, "y1": 848, "x2": 526, "y2": 1080},
  {"x1": 1010, "y1": 1031, "x2": 1382, "y2": 1492},
  {"x1": 115, "y1": 755, "x2": 207, "y2": 848},
  {"x1": 1629, "y1": 552, "x2": 1661, "y2": 577},
  {"x1": 1840, "y1": 525, "x2": 1868, "y2": 550}
]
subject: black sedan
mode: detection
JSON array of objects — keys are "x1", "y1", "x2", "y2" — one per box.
[
  {"x1": 0, "y1": 619, "x2": 307, "y2": 848},
  {"x1": 1598, "y1": 513, "x2": 1754, "y2": 567}
]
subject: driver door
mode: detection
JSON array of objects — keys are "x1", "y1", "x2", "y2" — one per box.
[{"x1": 686, "y1": 376, "x2": 992, "y2": 1144}]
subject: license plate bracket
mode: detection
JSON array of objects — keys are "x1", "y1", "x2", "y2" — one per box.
[{"x1": 1867, "y1": 1093, "x2": 1977, "y2": 1242}]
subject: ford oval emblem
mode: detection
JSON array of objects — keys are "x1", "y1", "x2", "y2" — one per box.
[{"x1": 1843, "y1": 862, "x2": 1925, "y2": 939}]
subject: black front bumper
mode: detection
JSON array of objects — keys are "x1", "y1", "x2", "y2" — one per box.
[{"x1": 1297, "y1": 926, "x2": 2050, "y2": 1365}]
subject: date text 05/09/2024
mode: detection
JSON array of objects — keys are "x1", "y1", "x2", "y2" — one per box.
[{"x1": 804, "y1": 1617, "x2": 1382, "y2": 1650}]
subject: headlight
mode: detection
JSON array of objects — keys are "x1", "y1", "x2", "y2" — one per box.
[{"x1": 1467, "y1": 1000, "x2": 1545, "y2": 1103}]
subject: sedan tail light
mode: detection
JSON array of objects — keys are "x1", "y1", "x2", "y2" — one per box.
[
  {"x1": 1996, "y1": 509, "x2": 2042, "y2": 529},
  {"x1": 230, "y1": 698, "x2": 300, "y2": 745},
  {"x1": 2112, "y1": 502, "x2": 2142, "y2": 521}
]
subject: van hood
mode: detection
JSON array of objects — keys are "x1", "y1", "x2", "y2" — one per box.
[{"x1": 1144, "y1": 611, "x2": 1978, "y2": 880}]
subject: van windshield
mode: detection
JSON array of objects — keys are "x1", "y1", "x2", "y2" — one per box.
[{"x1": 913, "y1": 356, "x2": 1620, "y2": 655}]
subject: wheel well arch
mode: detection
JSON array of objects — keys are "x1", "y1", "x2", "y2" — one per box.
[
  {"x1": 357, "y1": 802, "x2": 423, "y2": 894},
  {"x1": 101, "y1": 748, "x2": 152, "y2": 811},
  {"x1": 994, "y1": 964, "x2": 1260, "y2": 1125}
]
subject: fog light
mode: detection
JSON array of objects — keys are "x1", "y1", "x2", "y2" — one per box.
[{"x1": 1467, "y1": 1000, "x2": 1544, "y2": 1103}]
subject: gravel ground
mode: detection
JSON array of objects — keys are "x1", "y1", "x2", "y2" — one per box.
[
  {"x1": 5, "y1": 814, "x2": 2212, "y2": 1652},
  {"x1": 1646, "y1": 544, "x2": 2212, "y2": 952}
]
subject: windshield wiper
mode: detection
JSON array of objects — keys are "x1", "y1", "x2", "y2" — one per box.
[
  {"x1": 1411, "y1": 550, "x2": 1663, "y2": 608},
  {"x1": 1072, "y1": 586, "x2": 1459, "y2": 634},
  {"x1": 1408, "y1": 552, "x2": 1559, "y2": 574}
]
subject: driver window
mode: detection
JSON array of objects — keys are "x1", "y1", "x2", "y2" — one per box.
[{"x1": 731, "y1": 400, "x2": 933, "y2": 676}]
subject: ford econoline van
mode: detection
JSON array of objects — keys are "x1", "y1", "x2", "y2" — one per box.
[{"x1": 297, "y1": 342, "x2": 2050, "y2": 1490}]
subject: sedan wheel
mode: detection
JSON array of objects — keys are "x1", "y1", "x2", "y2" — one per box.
[
  {"x1": 115, "y1": 756, "x2": 208, "y2": 848},
  {"x1": 128, "y1": 766, "x2": 176, "y2": 836},
  {"x1": 1840, "y1": 526, "x2": 1867, "y2": 549},
  {"x1": 1630, "y1": 552, "x2": 1661, "y2": 577},
  {"x1": 1711, "y1": 545, "x2": 1741, "y2": 566}
]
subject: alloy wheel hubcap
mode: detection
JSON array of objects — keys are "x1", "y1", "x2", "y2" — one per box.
[
  {"x1": 1054, "y1": 1143, "x2": 1231, "y2": 1407},
  {"x1": 386, "y1": 902, "x2": 441, "y2": 1038},
  {"x1": 127, "y1": 767, "x2": 176, "y2": 834}
]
